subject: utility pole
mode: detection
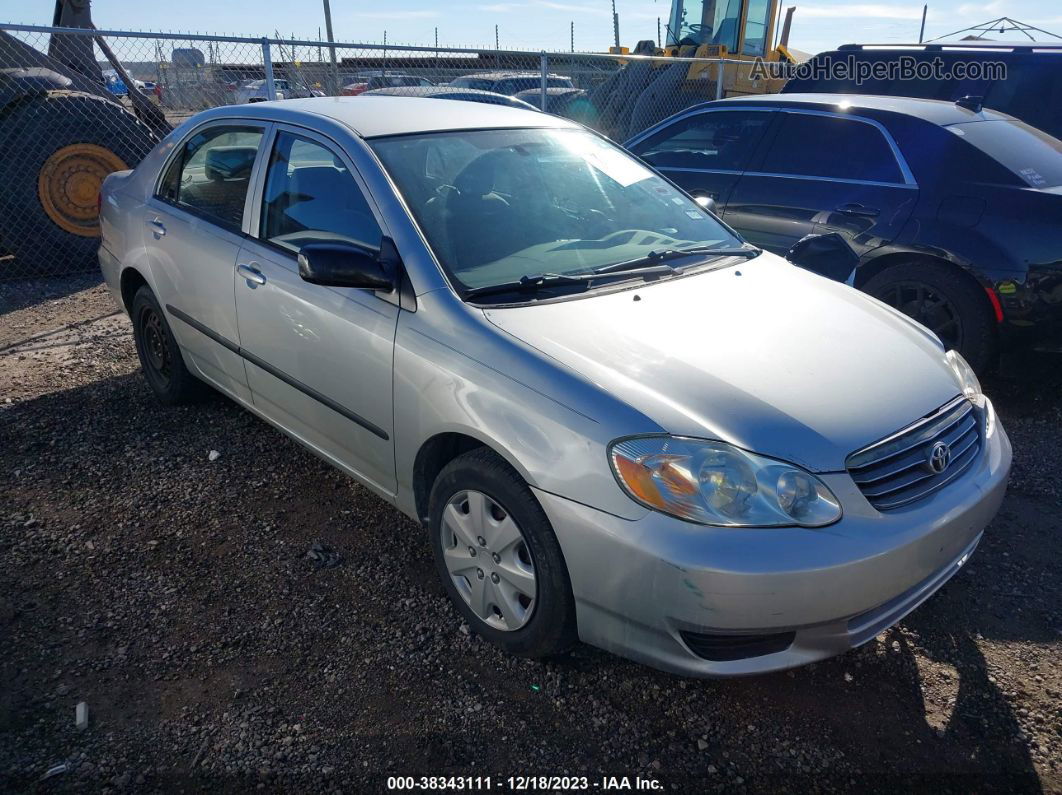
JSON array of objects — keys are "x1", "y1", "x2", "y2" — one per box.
[
  {"x1": 657, "y1": 17, "x2": 661, "y2": 47},
  {"x1": 571, "y1": 21, "x2": 574, "y2": 52},
  {"x1": 321, "y1": 0, "x2": 338, "y2": 94},
  {"x1": 495, "y1": 24, "x2": 500, "y2": 51},
  {"x1": 918, "y1": 4, "x2": 928, "y2": 43}
]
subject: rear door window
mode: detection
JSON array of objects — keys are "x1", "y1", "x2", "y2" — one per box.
[
  {"x1": 632, "y1": 110, "x2": 774, "y2": 171},
  {"x1": 158, "y1": 124, "x2": 264, "y2": 230},
  {"x1": 759, "y1": 113, "x2": 905, "y2": 184}
]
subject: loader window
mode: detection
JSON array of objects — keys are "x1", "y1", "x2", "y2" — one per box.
[
  {"x1": 159, "y1": 124, "x2": 263, "y2": 230},
  {"x1": 742, "y1": 0, "x2": 772, "y2": 56},
  {"x1": 669, "y1": 0, "x2": 742, "y2": 52}
]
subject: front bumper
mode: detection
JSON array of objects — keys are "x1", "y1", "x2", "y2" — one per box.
[{"x1": 535, "y1": 413, "x2": 1011, "y2": 677}]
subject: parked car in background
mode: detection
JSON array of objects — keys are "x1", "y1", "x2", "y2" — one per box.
[
  {"x1": 783, "y1": 42, "x2": 1062, "y2": 141},
  {"x1": 235, "y1": 78, "x2": 321, "y2": 103},
  {"x1": 104, "y1": 70, "x2": 150, "y2": 97},
  {"x1": 99, "y1": 96, "x2": 1009, "y2": 677},
  {"x1": 362, "y1": 86, "x2": 539, "y2": 110},
  {"x1": 513, "y1": 85, "x2": 589, "y2": 114},
  {"x1": 450, "y1": 71, "x2": 574, "y2": 95},
  {"x1": 626, "y1": 93, "x2": 1062, "y2": 371},
  {"x1": 342, "y1": 73, "x2": 435, "y2": 96}
]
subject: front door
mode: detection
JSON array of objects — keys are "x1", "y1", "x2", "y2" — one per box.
[
  {"x1": 724, "y1": 110, "x2": 918, "y2": 259},
  {"x1": 235, "y1": 127, "x2": 399, "y2": 497},
  {"x1": 146, "y1": 121, "x2": 268, "y2": 401}
]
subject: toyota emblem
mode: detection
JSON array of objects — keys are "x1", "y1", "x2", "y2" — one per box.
[{"x1": 926, "y1": 441, "x2": 951, "y2": 474}]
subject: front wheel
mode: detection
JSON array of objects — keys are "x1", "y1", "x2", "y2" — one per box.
[
  {"x1": 428, "y1": 448, "x2": 577, "y2": 658},
  {"x1": 863, "y1": 261, "x2": 996, "y2": 372}
]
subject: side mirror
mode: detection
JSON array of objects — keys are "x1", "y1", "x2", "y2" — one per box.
[
  {"x1": 298, "y1": 239, "x2": 399, "y2": 291},
  {"x1": 785, "y1": 232, "x2": 860, "y2": 284},
  {"x1": 691, "y1": 192, "x2": 718, "y2": 215}
]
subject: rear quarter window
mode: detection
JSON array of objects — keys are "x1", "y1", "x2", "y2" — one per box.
[{"x1": 949, "y1": 119, "x2": 1062, "y2": 188}]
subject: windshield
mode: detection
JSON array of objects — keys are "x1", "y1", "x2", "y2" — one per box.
[
  {"x1": 370, "y1": 127, "x2": 742, "y2": 294},
  {"x1": 950, "y1": 119, "x2": 1062, "y2": 188}
]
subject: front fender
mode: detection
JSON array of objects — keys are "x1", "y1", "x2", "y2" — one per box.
[{"x1": 392, "y1": 290, "x2": 656, "y2": 523}]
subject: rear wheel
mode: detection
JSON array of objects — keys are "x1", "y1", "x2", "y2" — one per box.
[
  {"x1": 428, "y1": 448, "x2": 577, "y2": 658},
  {"x1": 863, "y1": 261, "x2": 996, "y2": 372},
  {"x1": 130, "y1": 286, "x2": 203, "y2": 405},
  {"x1": 0, "y1": 91, "x2": 157, "y2": 277}
]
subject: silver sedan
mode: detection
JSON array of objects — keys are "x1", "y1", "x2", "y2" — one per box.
[{"x1": 98, "y1": 97, "x2": 1010, "y2": 676}]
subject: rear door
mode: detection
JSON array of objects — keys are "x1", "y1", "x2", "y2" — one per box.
[
  {"x1": 724, "y1": 110, "x2": 918, "y2": 258},
  {"x1": 628, "y1": 108, "x2": 775, "y2": 207},
  {"x1": 234, "y1": 125, "x2": 399, "y2": 497},
  {"x1": 145, "y1": 120, "x2": 269, "y2": 402}
]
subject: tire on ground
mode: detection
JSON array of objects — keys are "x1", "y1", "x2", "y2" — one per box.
[
  {"x1": 0, "y1": 90, "x2": 158, "y2": 278},
  {"x1": 130, "y1": 285, "x2": 205, "y2": 405},
  {"x1": 428, "y1": 447, "x2": 578, "y2": 659},
  {"x1": 863, "y1": 260, "x2": 997, "y2": 373}
]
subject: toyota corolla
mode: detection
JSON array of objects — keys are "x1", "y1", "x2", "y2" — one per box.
[{"x1": 97, "y1": 97, "x2": 1011, "y2": 676}]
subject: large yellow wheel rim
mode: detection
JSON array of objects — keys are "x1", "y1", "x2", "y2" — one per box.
[{"x1": 38, "y1": 143, "x2": 128, "y2": 237}]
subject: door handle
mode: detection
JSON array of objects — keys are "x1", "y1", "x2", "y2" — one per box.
[
  {"x1": 148, "y1": 218, "x2": 166, "y2": 237},
  {"x1": 237, "y1": 263, "x2": 266, "y2": 285},
  {"x1": 835, "y1": 203, "x2": 880, "y2": 218}
]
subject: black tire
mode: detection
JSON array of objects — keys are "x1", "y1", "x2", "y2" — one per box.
[
  {"x1": 0, "y1": 91, "x2": 158, "y2": 278},
  {"x1": 130, "y1": 286, "x2": 204, "y2": 405},
  {"x1": 428, "y1": 448, "x2": 577, "y2": 659},
  {"x1": 863, "y1": 261, "x2": 996, "y2": 373}
]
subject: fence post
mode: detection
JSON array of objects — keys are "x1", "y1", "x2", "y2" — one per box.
[
  {"x1": 262, "y1": 38, "x2": 276, "y2": 100},
  {"x1": 715, "y1": 57, "x2": 724, "y2": 100},
  {"x1": 539, "y1": 51, "x2": 548, "y2": 111}
]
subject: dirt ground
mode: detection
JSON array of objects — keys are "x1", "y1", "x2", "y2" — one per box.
[{"x1": 1, "y1": 277, "x2": 1060, "y2": 793}]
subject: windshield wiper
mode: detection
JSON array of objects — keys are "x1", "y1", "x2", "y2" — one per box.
[
  {"x1": 462, "y1": 272, "x2": 592, "y2": 301},
  {"x1": 462, "y1": 266, "x2": 674, "y2": 302},
  {"x1": 593, "y1": 245, "x2": 760, "y2": 275}
]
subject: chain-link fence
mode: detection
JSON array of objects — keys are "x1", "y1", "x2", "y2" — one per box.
[{"x1": 0, "y1": 23, "x2": 771, "y2": 282}]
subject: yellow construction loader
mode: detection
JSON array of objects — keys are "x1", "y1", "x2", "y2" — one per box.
[{"x1": 584, "y1": 0, "x2": 797, "y2": 140}]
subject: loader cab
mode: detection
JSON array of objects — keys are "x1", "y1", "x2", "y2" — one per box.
[{"x1": 665, "y1": 0, "x2": 776, "y2": 57}]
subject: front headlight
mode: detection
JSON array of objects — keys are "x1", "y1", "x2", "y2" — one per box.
[
  {"x1": 609, "y1": 436, "x2": 842, "y2": 527},
  {"x1": 945, "y1": 350, "x2": 984, "y2": 407}
]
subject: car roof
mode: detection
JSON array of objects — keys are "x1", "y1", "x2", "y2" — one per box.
[
  {"x1": 454, "y1": 71, "x2": 547, "y2": 80},
  {"x1": 707, "y1": 93, "x2": 1017, "y2": 126},
  {"x1": 364, "y1": 86, "x2": 539, "y2": 108},
  {"x1": 215, "y1": 95, "x2": 574, "y2": 137},
  {"x1": 836, "y1": 41, "x2": 1062, "y2": 52}
]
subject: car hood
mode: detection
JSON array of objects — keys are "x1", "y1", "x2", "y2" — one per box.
[{"x1": 483, "y1": 253, "x2": 961, "y2": 472}]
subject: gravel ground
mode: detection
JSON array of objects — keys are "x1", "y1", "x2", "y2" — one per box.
[{"x1": 1, "y1": 277, "x2": 1060, "y2": 793}]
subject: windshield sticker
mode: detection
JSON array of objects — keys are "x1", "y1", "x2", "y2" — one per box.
[
  {"x1": 685, "y1": 210, "x2": 705, "y2": 220},
  {"x1": 1019, "y1": 167, "x2": 1046, "y2": 187}
]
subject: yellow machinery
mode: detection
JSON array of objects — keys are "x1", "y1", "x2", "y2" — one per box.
[
  {"x1": 582, "y1": 0, "x2": 796, "y2": 140},
  {"x1": 660, "y1": 0, "x2": 796, "y2": 95}
]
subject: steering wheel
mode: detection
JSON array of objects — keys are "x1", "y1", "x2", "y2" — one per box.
[{"x1": 682, "y1": 23, "x2": 713, "y2": 44}]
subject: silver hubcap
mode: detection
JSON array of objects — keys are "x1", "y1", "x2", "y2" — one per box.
[{"x1": 441, "y1": 490, "x2": 536, "y2": 631}]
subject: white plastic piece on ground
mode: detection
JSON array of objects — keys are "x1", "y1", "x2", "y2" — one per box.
[
  {"x1": 41, "y1": 763, "x2": 68, "y2": 780},
  {"x1": 75, "y1": 701, "x2": 88, "y2": 730},
  {"x1": 208, "y1": 450, "x2": 220, "y2": 461}
]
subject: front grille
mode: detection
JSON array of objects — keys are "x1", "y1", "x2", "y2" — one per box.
[
  {"x1": 680, "y1": 630, "x2": 796, "y2": 662},
  {"x1": 847, "y1": 397, "x2": 981, "y2": 511}
]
